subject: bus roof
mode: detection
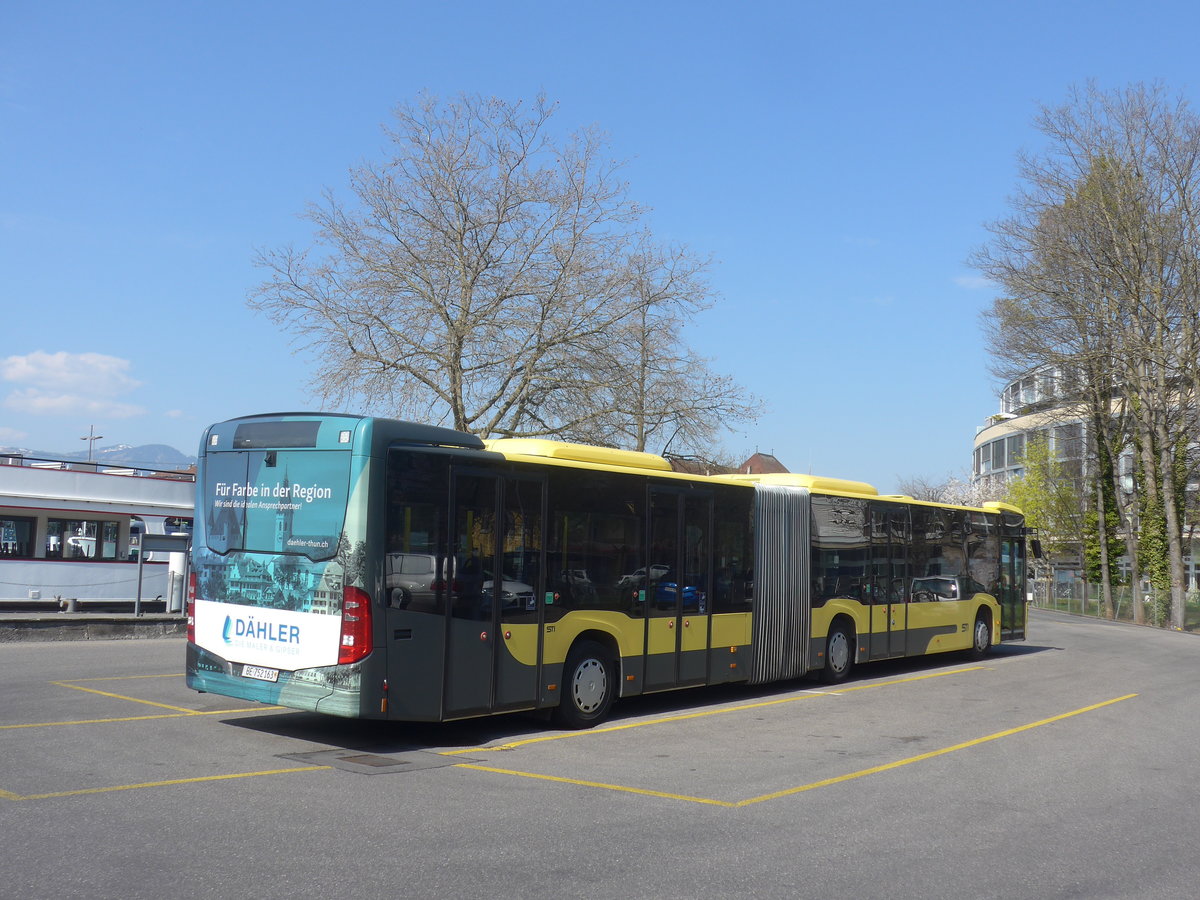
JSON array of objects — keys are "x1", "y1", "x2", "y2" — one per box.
[
  {"x1": 205, "y1": 413, "x2": 486, "y2": 453},
  {"x1": 484, "y1": 438, "x2": 674, "y2": 472},
  {"x1": 207, "y1": 415, "x2": 1023, "y2": 518},
  {"x1": 721, "y1": 472, "x2": 879, "y2": 496}
]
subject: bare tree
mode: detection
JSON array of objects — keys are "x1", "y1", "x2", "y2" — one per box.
[
  {"x1": 581, "y1": 244, "x2": 762, "y2": 453},
  {"x1": 895, "y1": 473, "x2": 1004, "y2": 506},
  {"x1": 250, "y1": 93, "x2": 757, "y2": 452},
  {"x1": 894, "y1": 475, "x2": 951, "y2": 503}
]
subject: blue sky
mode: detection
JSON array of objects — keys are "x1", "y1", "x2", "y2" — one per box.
[{"x1": 2, "y1": 0, "x2": 1197, "y2": 490}]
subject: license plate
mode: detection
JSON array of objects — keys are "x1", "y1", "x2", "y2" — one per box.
[{"x1": 241, "y1": 664, "x2": 279, "y2": 683}]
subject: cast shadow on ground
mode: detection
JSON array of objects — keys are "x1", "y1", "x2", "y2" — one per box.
[{"x1": 220, "y1": 641, "x2": 1056, "y2": 756}]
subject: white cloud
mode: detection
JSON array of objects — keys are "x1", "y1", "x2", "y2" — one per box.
[
  {"x1": 1, "y1": 351, "x2": 146, "y2": 418},
  {"x1": 2, "y1": 350, "x2": 141, "y2": 393},
  {"x1": 0, "y1": 425, "x2": 28, "y2": 442},
  {"x1": 954, "y1": 275, "x2": 992, "y2": 290}
]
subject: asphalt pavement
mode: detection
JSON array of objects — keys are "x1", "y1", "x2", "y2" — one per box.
[{"x1": 3, "y1": 609, "x2": 1199, "y2": 899}]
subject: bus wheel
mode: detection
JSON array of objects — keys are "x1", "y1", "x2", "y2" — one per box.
[
  {"x1": 553, "y1": 640, "x2": 615, "y2": 729},
  {"x1": 821, "y1": 624, "x2": 854, "y2": 684},
  {"x1": 968, "y1": 613, "x2": 991, "y2": 659}
]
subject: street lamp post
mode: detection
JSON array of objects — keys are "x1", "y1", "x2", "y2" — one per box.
[{"x1": 80, "y1": 425, "x2": 104, "y2": 462}]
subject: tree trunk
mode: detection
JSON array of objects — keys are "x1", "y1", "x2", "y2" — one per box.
[
  {"x1": 1095, "y1": 483, "x2": 1115, "y2": 618},
  {"x1": 1157, "y1": 430, "x2": 1188, "y2": 629}
]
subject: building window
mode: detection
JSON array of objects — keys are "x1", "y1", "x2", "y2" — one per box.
[
  {"x1": 1054, "y1": 423, "x2": 1083, "y2": 460},
  {"x1": 1020, "y1": 376, "x2": 1036, "y2": 405},
  {"x1": 0, "y1": 516, "x2": 36, "y2": 559},
  {"x1": 1006, "y1": 434, "x2": 1025, "y2": 465},
  {"x1": 46, "y1": 519, "x2": 120, "y2": 561},
  {"x1": 1037, "y1": 370, "x2": 1057, "y2": 401}
]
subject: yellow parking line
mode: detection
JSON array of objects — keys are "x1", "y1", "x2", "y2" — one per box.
[
  {"x1": 450, "y1": 693, "x2": 1139, "y2": 808},
  {"x1": 440, "y1": 667, "x2": 987, "y2": 756},
  {"x1": 833, "y1": 666, "x2": 987, "y2": 693},
  {"x1": 441, "y1": 693, "x2": 824, "y2": 755},
  {"x1": 2, "y1": 694, "x2": 1137, "y2": 806},
  {"x1": 3, "y1": 767, "x2": 332, "y2": 802},
  {"x1": 454, "y1": 764, "x2": 736, "y2": 807},
  {"x1": 0, "y1": 707, "x2": 284, "y2": 730},
  {"x1": 736, "y1": 692, "x2": 1138, "y2": 806},
  {"x1": 57, "y1": 673, "x2": 183, "y2": 683},
  {"x1": 50, "y1": 680, "x2": 196, "y2": 712}
]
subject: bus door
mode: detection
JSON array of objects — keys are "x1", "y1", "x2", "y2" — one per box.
[
  {"x1": 644, "y1": 488, "x2": 712, "y2": 692},
  {"x1": 999, "y1": 535, "x2": 1026, "y2": 640},
  {"x1": 444, "y1": 470, "x2": 545, "y2": 718},
  {"x1": 889, "y1": 507, "x2": 912, "y2": 656},
  {"x1": 866, "y1": 578, "x2": 906, "y2": 659},
  {"x1": 868, "y1": 502, "x2": 907, "y2": 660}
]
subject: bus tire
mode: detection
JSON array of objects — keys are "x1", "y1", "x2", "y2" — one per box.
[
  {"x1": 821, "y1": 622, "x2": 854, "y2": 684},
  {"x1": 968, "y1": 612, "x2": 991, "y2": 659},
  {"x1": 553, "y1": 640, "x2": 615, "y2": 729}
]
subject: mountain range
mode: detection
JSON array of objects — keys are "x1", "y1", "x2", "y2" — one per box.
[{"x1": 0, "y1": 443, "x2": 196, "y2": 470}]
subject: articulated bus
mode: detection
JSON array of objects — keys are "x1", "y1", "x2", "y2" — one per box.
[{"x1": 186, "y1": 413, "x2": 1029, "y2": 728}]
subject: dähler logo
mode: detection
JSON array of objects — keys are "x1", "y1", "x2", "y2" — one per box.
[{"x1": 223, "y1": 614, "x2": 302, "y2": 645}]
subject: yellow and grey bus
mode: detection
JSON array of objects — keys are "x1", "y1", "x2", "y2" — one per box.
[{"x1": 186, "y1": 413, "x2": 1029, "y2": 728}]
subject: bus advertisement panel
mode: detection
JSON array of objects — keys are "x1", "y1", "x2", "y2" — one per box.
[{"x1": 187, "y1": 416, "x2": 375, "y2": 716}]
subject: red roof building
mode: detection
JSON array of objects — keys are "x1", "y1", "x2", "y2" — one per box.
[{"x1": 739, "y1": 452, "x2": 789, "y2": 475}]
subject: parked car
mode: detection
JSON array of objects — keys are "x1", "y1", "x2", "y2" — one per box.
[
  {"x1": 617, "y1": 564, "x2": 669, "y2": 589},
  {"x1": 652, "y1": 581, "x2": 705, "y2": 611},
  {"x1": 384, "y1": 552, "x2": 441, "y2": 607},
  {"x1": 559, "y1": 569, "x2": 597, "y2": 603},
  {"x1": 386, "y1": 553, "x2": 535, "y2": 613},
  {"x1": 911, "y1": 576, "x2": 962, "y2": 602},
  {"x1": 482, "y1": 576, "x2": 536, "y2": 611}
]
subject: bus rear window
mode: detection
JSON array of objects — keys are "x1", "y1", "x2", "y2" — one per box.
[
  {"x1": 202, "y1": 449, "x2": 350, "y2": 560},
  {"x1": 233, "y1": 421, "x2": 322, "y2": 449}
]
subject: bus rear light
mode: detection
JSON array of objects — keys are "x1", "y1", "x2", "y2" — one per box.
[
  {"x1": 339, "y1": 585, "x2": 373, "y2": 664},
  {"x1": 187, "y1": 572, "x2": 197, "y2": 643}
]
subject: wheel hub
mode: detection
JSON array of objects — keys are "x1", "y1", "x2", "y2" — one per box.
[
  {"x1": 975, "y1": 620, "x2": 989, "y2": 651},
  {"x1": 828, "y1": 631, "x2": 849, "y2": 672},
  {"x1": 572, "y1": 658, "x2": 606, "y2": 712}
]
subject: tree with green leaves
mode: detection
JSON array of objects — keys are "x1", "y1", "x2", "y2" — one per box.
[
  {"x1": 1083, "y1": 427, "x2": 1123, "y2": 619},
  {"x1": 975, "y1": 82, "x2": 1200, "y2": 629},
  {"x1": 1004, "y1": 435, "x2": 1084, "y2": 558}
]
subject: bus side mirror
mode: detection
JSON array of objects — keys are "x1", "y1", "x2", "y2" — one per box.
[{"x1": 1030, "y1": 539, "x2": 1044, "y2": 559}]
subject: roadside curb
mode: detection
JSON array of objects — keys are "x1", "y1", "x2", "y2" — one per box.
[{"x1": 0, "y1": 615, "x2": 187, "y2": 643}]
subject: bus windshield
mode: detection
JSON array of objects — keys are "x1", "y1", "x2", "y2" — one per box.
[{"x1": 200, "y1": 449, "x2": 350, "y2": 561}]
